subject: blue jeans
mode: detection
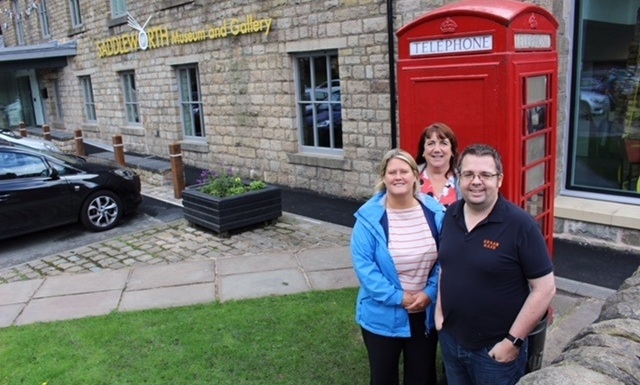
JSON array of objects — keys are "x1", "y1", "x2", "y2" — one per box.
[{"x1": 439, "y1": 330, "x2": 528, "y2": 385}]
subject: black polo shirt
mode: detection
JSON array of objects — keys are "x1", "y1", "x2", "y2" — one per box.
[{"x1": 439, "y1": 194, "x2": 553, "y2": 349}]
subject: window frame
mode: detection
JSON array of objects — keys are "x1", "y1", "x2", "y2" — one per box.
[
  {"x1": 53, "y1": 80, "x2": 63, "y2": 120},
  {"x1": 69, "y1": 0, "x2": 82, "y2": 28},
  {"x1": 565, "y1": 0, "x2": 640, "y2": 203},
  {"x1": 294, "y1": 51, "x2": 343, "y2": 155},
  {"x1": 120, "y1": 71, "x2": 140, "y2": 125},
  {"x1": 12, "y1": 0, "x2": 25, "y2": 45},
  {"x1": 80, "y1": 76, "x2": 96, "y2": 122},
  {"x1": 110, "y1": 0, "x2": 127, "y2": 19},
  {"x1": 177, "y1": 65, "x2": 205, "y2": 139},
  {"x1": 39, "y1": 0, "x2": 51, "y2": 38}
]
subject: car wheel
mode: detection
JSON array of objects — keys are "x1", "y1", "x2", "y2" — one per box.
[{"x1": 80, "y1": 190, "x2": 123, "y2": 232}]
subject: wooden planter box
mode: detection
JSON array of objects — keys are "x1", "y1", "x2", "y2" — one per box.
[{"x1": 182, "y1": 184, "x2": 282, "y2": 234}]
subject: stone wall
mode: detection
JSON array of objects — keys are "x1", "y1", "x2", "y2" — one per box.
[{"x1": 518, "y1": 267, "x2": 640, "y2": 385}]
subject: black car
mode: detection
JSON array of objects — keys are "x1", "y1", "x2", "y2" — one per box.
[{"x1": 0, "y1": 145, "x2": 142, "y2": 240}]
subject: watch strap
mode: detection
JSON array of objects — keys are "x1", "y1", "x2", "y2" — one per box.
[{"x1": 506, "y1": 333, "x2": 524, "y2": 348}]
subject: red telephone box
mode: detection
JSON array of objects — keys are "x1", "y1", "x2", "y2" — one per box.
[{"x1": 396, "y1": 0, "x2": 558, "y2": 253}]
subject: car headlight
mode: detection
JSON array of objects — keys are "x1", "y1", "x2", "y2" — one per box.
[{"x1": 112, "y1": 168, "x2": 137, "y2": 179}]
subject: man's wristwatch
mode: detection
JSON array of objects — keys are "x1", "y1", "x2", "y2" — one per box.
[{"x1": 505, "y1": 333, "x2": 524, "y2": 348}]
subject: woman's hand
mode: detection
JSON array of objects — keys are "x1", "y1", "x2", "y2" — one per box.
[{"x1": 403, "y1": 291, "x2": 430, "y2": 312}]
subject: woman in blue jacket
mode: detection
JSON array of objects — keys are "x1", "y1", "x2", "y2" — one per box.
[{"x1": 351, "y1": 148, "x2": 445, "y2": 385}]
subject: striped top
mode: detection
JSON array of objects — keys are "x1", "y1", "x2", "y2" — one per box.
[{"x1": 387, "y1": 205, "x2": 438, "y2": 292}]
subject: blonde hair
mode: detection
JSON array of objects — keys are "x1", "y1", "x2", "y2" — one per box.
[{"x1": 375, "y1": 148, "x2": 421, "y2": 196}]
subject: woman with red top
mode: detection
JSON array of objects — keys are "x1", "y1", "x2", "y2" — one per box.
[{"x1": 414, "y1": 123, "x2": 460, "y2": 208}]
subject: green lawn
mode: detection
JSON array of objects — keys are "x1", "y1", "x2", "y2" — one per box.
[{"x1": 0, "y1": 289, "x2": 370, "y2": 385}]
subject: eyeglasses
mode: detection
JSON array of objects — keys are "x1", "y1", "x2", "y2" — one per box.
[{"x1": 459, "y1": 171, "x2": 500, "y2": 181}]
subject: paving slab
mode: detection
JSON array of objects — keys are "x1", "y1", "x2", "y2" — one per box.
[
  {"x1": 0, "y1": 279, "x2": 42, "y2": 305},
  {"x1": 0, "y1": 304, "x2": 24, "y2": 327},
  {"x1": 556, "y1": 277, "x2": 616, "y2": 300},
  {"x1": 15, "y1": 291, "x2": 121, "y2": 325},
  {"x1": 119, "y1": 283, "x2": 216, "y2": 312},
  {"x1": 127, "y1": 260, "x2": 214, "y2": 290},
  {"x1": 298, "y1": 247, "x2": 352, "y2": 271},
  {"x1": 216, "y1": 253, "x2": 298, "y2": 275},
  {"x1": 307, "y1": 268, "x2": 359, "y2": 291},
  {"x1": 35, "y1": 269, "x2": 130, "y2": 298},
  {"x1": 218, "y1": 269, "x2": 309, "y2": 301}
]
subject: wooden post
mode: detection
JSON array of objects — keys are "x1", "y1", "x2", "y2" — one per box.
[
  {"x1": 42, "y1": 125, "x2": 51, "y2": 141},
  {"x1": 169, "y1": 142, "x2": 185, "y2": 199},
  {"x1": 19, "y1": 121, "x2": 27, "y2": 137},
  {"x1": 112, "y1": 135, "x2": 126, "y2": 166},
  {"x1": 74, "y1": 129, "x2": 85, "y2": 156}
]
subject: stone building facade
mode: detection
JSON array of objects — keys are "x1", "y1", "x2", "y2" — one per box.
[{"x1": 0, "y1": 0, "x2": 639, "y2": 250}]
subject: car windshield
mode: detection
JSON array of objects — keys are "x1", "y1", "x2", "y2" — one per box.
[
  {"x1": 45, "y1": 151, "x2": 86, "y2": 165},
  {"x1": 0, "y1": 129, "x2": 21, "y2": 139}
]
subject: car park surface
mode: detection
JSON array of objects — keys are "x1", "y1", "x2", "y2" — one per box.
[
  {"x1": 0, "y1": 145, "x2": 142, "y2": 241},
  {"x1": 0, "y1": 129, "x2": 61, "y2": 152}
]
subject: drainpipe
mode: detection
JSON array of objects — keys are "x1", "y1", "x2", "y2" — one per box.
[{"x1": 387, "y1": 0, "x2": 398, "y2": 149}]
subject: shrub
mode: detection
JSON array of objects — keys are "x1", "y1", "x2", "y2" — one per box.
[{"x1": 196, "y1": 167, "x2": 266, "y2": 198}]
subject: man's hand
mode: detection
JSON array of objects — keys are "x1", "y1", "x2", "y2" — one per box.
[{"x1": 487, "y1": 338, "x2": 521, "y2": 363}]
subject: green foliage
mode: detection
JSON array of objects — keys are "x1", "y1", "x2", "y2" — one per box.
[{"x1": 196, "y1": 167, "x2": 267, "y2": 198}]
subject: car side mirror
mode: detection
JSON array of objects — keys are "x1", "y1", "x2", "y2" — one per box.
[{"x1": 49, "y1": 167, "x2": 60, "y2": 180}]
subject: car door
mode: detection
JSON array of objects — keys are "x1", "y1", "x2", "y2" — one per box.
[{"x1": 0, "y1": 150, "x2": 74, "y2": 240}]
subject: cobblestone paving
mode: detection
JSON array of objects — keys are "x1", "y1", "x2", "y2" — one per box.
[{"x1": 0, "y1": 183, "x2": 353, "y2": 284}]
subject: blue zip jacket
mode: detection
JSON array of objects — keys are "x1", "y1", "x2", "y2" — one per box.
[{"x1": 351, "y1": 191, "x2": 445, "y2": 337}]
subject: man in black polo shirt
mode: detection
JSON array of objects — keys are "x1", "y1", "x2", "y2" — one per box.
[{"x1": 435, "y1": 144, "x2": 555, "y2": 385}]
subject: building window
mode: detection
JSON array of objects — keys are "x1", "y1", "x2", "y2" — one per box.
[
  {"x1": 177, "y1": 65, "x2": 204, "y2": 138},
  {"x1": 569, "y1": 1, "x2": 640, "y2": 198},
  {"x1": 110, "y1": 0, "x2": 127, "y2": 19},
  {"x1": 53, "y1": 80, "x2": 63, "y2": 119},
  {"x1": 80, "y1": 76, "x2": 96, "y2": 122},
  {"x1": 12, "y1": 0, "x2": 25, "y2": 45},
  {"x1": 120, "y1": 71, "x2": 140, "y2": 125},
  {"x1": 69, "y1": 0, "x2": 82, "y2": 28},
  {"x1": 295, "y1": 51, "x2": 342, "y2": 153},
  {"x1": 39, "y1": 0, "x2": 51, "y2": 38}
]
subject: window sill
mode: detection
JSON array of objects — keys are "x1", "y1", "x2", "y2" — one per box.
[
  {"x1": 121, "y1": 126, "x2": 145, "y2": 136},
  {"x1": 107, "y1": 16, "x2": 127, "y2": 28},
  {"x1": 67, "y1": 25, "x2": 85, "y2": 37},
  {"x1": 180, "y1": 140, "x2": 208, "y2": 153},
  {"x1": 554, "y1": 196, "x2": 640, "y2": 230},
  {"x1": 159, "y1": 0, "x2": 194, "y2": 10},
  {"x1": 82, "y1": 123, "x2": 99, "y2": 133},
  {"x1": 287, "y1": 152, "x2": 351, "y2": 170}
]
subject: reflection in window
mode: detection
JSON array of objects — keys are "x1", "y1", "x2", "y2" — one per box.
[
  {"x1": 570, "y1": 1, "x2": 640, "y2": 196},
  {"x1": 525, "y1": 163, "x2": 545, "y2": 194},
  {"x1": 178, "y1": 65, "x2": 204, "y2": 138},
  {"x1": 525, "y1": 135, "x2": 546, "y2": 165},
  {"x1": 0, "y1": 153, "x2": 47, "y2": 178},
  {"x1": 295, "y1": 51, "x2": 342, "y2": 152},
  {"x1": 525, "y1": 191, "x2": 545, "y2": 218}
]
